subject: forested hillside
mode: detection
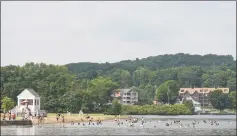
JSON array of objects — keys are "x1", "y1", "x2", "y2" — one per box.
[
  {"x1": 1, "y1": 53, "x2": 236, "y2": 112},
  {"x1": 67, "y1": 53, "x2": 236, "y2": 74},
  {"x1": 66, "y1": 53, "x2": 236, "y2": 90}
]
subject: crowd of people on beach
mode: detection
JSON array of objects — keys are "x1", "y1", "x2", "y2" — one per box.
[
  {"x1": 1, "y1": 111, "x2": 16, "y2": 121},
  {"x1": 2, "y1": 111, "x2": 235, "y2": 129},
  {"x1": 56, "y1": 113, "x2": 103, "y2": 127},
  {"x1": 51, "y1": 113, "x2": 236, "y2": 129}
]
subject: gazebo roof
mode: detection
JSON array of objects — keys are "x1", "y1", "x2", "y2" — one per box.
[
  {"x1": 27, "y1": 88, "x2": 39, "y2": 97},
  {"x1": 17, "y1": 88, "x2": 40, "y2": 98}
]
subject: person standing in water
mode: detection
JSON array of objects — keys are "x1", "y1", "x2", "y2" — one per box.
[
  {"x1": 62, "y1": 114, "x2": 65, "y2": 127},
  {"x1": 56, "y1": 113, "x2": 59, "y2": 122}
]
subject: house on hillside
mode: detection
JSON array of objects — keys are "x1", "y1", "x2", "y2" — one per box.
[
  {"x1": 179, "y1": 88, "x2": 229, "y2": 106},
  {"x1": 11, "y1": 88, "x2": 41, "y2": 116},
  {"x1": 111, "y1": 87, "x2": 138, "y2": 105}
]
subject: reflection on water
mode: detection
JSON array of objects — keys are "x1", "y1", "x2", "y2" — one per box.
[
  {"x1": 1, "y1": 115, "x2": 236, "y2": 135},
  {"x1": 17, "y1": 126, "x2": 36, "y2": 135}
]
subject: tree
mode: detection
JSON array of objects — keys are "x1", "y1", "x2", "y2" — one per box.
[
  {"x1": 227, "y1": 78, "x2": 236, "y2": 91},
  {"x1": 1, "y1": 97, "x2": 15, "y2": 113},
  {"x1": 156, "y1": 80, "x2": 179, "y2": 104},
  {"x1": 228, "y1": 91, "x2": 236, "y2": 109},
  {"x1": 109, "y1": 99, "x2": 122, "y2": 115},
  {"x1": 183, "y1": 100, "x2": 194, "y2": 113},
  {"x1": 1, "y1": 54, "x2": 236, "y2": 112},
  {"x1": 209, "y1": 89, "x2": 230, "y2": 111},
  {"x1": 90, "y1": 76, "x2": 118, "y2": 108},
  {"x1": 136, "y1": 84, "x2": 156, "y2": 105}
]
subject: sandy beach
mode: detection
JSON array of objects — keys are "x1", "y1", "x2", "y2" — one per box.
[{"x1": 1, "y1": 113, "x2": 128, "y2": 125}]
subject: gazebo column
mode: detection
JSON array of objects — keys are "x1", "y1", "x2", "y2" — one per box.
[
  {"x1": 18, "y1": 99, "x2": 20, "y2": 107},
  {"x1": 33, "y1": 98, "x2": 35, "y2": 114},
  {"x1": 39, "y1": 98, "x2": 41, "y2": 110}
]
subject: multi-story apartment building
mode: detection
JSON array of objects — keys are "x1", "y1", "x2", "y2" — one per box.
[
  {"x1": 112, "y1": 88, "x2": 138, "y2": 105},
  {"x1": 179, "y1": 88, "x2": 229, "y2": 106}
]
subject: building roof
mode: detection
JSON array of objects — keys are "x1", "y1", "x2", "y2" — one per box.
[
  {"x1": 117, "y1": 87, "x2": 138, "y2": 93},
  {"x1": 192, "y1": 100, "x2": 201, "y2": 105},
  {"x1": 27, "y1": 88, "x2": 40, "y2": 97},
  {"x1": 179, "y1": 88, "x2": 229, "y2": 94},
  {"x1": 17, "y1": 88, "x2": 40, "y2": 97},
  {"x1": 183, "y1": 96, "x2": 201, "y2": 105},
  {"x1": 194, "y1": 107, "x2": 202, "y2": 112},
  {"x1": 119, "y1": 89, "x2": 131, "y2": 93}
]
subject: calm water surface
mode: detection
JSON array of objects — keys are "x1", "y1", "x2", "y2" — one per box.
[{"x1": 1, "y1": 115, "x2": 236, "y2": 135}]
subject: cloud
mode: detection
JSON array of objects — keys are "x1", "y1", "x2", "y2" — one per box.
[{"x1": 1, "y1": 1, "x2": 236, "y2": 66}]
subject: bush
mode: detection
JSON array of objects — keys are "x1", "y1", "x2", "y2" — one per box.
[
  {"x1": 121, "y1": 104, "x2": 192, "y2": 115},
  {"x1": 105, "y1": 99, "x2": 122, "y2": 115},
  {"x1": 183, "y1": 100, "x2": 194, "y2": 114}
]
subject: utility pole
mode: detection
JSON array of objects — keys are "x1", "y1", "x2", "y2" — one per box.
[
  {"x1": 86, "y1": 79, "x2": 88, "y2": 91},
  {"x1": 203, "y1": 92, "x2": 204, "y2": 107},
  {"x1": 167, "y1": 85, "x2": 170, "y2": 105},
  {"x1": 213, "y1": 62, "x2": 217, "y2": 88}
]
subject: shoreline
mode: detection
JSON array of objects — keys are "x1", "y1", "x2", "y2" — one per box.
[
  {"x1": 32, "y1": 117, "x2": 129, "y2": 125},
  {"x1": 2, "y1": 113, "x2": 236, "y2": 125},
  {"x1": 31, "y1": 114, "x2": 129, "y2": 125}
]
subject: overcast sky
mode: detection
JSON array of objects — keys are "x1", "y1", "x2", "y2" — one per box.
[{"x1": 1, "y1": 1, "x2": 236, "y2": 66}]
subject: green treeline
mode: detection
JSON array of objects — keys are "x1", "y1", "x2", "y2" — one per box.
[
  {"x1": 1, "y1": 53, "x2": 236, "y2": 113},
  {"x1": 121, "y1": 104, "x2": 192, "y2": 115}
]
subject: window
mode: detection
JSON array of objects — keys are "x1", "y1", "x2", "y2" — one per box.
[
  {"x1": 181, "y1": 90, "x2": 184, "y2": 92},
  {"x1": 27, "y1": 99, "x2": 33, "y2": 105},
  {"x1": 200, "y1": 90, "x2": 203, "y2": 92}
]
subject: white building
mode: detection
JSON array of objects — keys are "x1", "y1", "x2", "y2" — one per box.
[
  {"x1": 15, "y1": 88, "x2": 41, "y2": 115},
  {"x1": 181, "y1": 96, "x2": 202, "y2": 113},
  {"x1": 112, "y1": 87, "x2": 139, "y2": 105}
]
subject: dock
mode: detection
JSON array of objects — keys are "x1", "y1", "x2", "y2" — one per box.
[{"x1": 1, "y1": 120, "x2": 33, "y2": 126}]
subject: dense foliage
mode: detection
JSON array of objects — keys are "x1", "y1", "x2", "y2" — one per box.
[
  {"x1": 1, "y1": 53, "x2": 236, "y2": 113},
  {"x1": 156, "y1": 80, "x2": 179, "y2": 104},
  {"x1": 209, "y1": 89, "x2": 230, "y2": 111},
  {"x1": 1, "y1": 97, "x2": 15, "y2": 113},
  {"x1": 183, "y1": 100, "x2": 194, "y2": 114},
  {"x1": 228, "y1": 91, "x2": 236, "y2": 109},
  {"x1": 66, "y1": 53, "x2": 236, "y2": 105},
  {"x1": 121, "y1": 104, "x2": 192, "y2": 115},
  {"x1": 105, "y1": 99, "x2": 122, "y2": 115}
]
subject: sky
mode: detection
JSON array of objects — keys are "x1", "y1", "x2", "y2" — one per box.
[{"x1": 1, "y1": 1, "x2": 236, "y2": 66}]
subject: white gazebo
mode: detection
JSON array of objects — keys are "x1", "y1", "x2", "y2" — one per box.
[{"x1": 17, "y1": 88, "x2": 41, "y2": 115}]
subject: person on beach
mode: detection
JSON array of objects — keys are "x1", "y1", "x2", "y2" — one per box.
[
  {"x1": 8, "y1": 111, "x2": 11, "y2": 120},
  {"x1": 40, "y1": 115, "x2": 44, "y2": 124},
  {"x1": 86, "y1": 114, "x2": 90, "y2": 120},
  {"x1": 3, "y1": 113, "x2": 6, "y2": 120},
  {"x1": 37, "y1": 114, "x2": 41, "y2": 124},
  {"x1": 62, "y1": 115, "x2": 65, "y2": 126},
  {"x1": 12, "y1": 113, "x2": 16, "y2": 121},
  {"x1": 56, "y1": 114, "x2": 59, "y2": 122},
  {"x1": 96, "y1": 118, "x2": 102, "y2": 125}
]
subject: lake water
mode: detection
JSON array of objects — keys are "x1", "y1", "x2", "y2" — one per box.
[{"x1": 1, "y1": 115, "x2": 236, "y2": 135}]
